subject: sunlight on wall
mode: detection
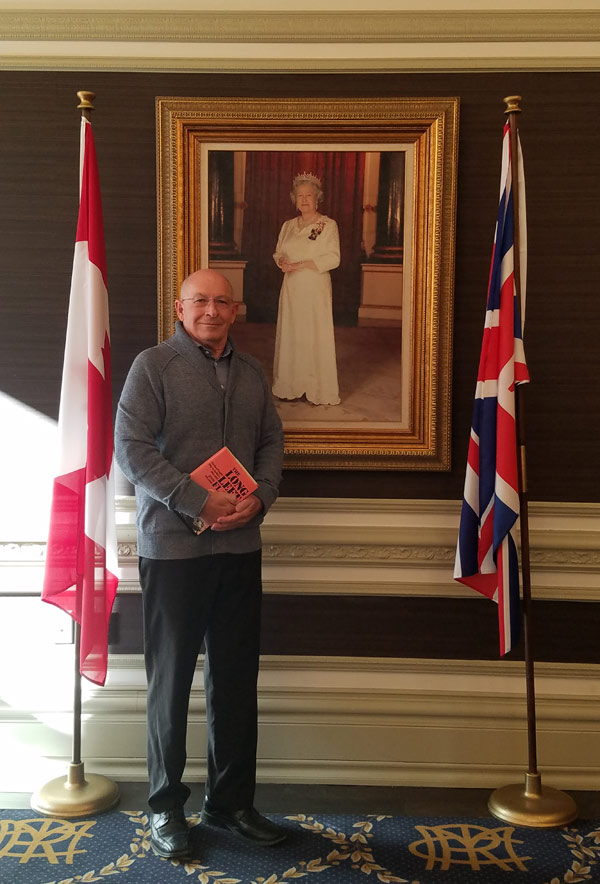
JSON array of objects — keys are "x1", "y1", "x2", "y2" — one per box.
[
  {"x1": 0, "y1": 392, "x2": 58, "y2": 542},
  {"x1": 0, "y1": 601, "x2": 74, "y2": 707},
  {"x1": 0, "y1": 733, "x2": 71, "y2": 792},
  {"x1": 0, "y1": 601, "x2": 79, "y2": 790},
  {"x1": 0, "y1": 395, "x2": 80, "y2": 790},
  {"x1": 0, "y1": 596, "x2": 110, "y2": 791}
]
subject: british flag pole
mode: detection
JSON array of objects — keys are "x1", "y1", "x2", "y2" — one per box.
[
  {"x1": 31, "y1": 93, "x2": 120, "y2": 818},
  {"x1": 486, "y1": 97, "x2": 577, "y2": 828}
]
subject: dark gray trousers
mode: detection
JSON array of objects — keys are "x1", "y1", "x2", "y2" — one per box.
[{"x1": 139, "y1": 550, "x2": 262, "y2": 813}]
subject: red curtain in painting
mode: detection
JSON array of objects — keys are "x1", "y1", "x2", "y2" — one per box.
[{"x1": 242, "y1": 151, "x2": 365, "y2": 324}]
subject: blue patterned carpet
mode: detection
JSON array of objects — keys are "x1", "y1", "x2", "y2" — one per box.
[{"x1": 1, "y1": 808, "x2": 600, "y2": 883}]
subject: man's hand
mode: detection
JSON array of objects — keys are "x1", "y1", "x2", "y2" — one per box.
[
  {"x1": 200, "y1": 491, "x2": 237, "y2": 526},
  {"x1": 210, "y1": 494, "x2": 263, "y2": 531}
]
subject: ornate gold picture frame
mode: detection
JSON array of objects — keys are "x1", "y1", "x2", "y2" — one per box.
[{"x1": 156, "y1": 97, "x2": 459, "y2": 470}]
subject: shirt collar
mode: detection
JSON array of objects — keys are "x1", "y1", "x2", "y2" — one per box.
[{"x1": 197, "y1": 339, "x2": 233, "y2": 361}]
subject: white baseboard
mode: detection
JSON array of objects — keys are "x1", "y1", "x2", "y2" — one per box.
[{"x1": 3, "y1": 654, "x2": 600, "y2": 793}]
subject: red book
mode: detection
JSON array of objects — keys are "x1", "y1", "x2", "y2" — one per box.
[
  {"x1": 180, "y1": 447, "x2": 258, "y2": 535},
  {"x1": 190, "y1": 446, "x2": 258, "y2": 500}
]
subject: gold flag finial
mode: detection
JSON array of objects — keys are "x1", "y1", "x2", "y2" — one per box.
[
  {"x1": 503, "y1": 95, "x2": 522, "y2": 114},
  {"x1": 77, "y1": 91, "x2": 96, "y2": 112}
]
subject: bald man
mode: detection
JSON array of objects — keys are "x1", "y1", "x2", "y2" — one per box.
[{"x1": 115, "y1": 269, "x2": 285, "y2": 859}]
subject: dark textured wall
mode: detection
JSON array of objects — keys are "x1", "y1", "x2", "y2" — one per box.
[
  {"x1": 1, "y1": 71, "x2": 599, "y2": 663},
  {"x1": 109, "y1": 593, "x2": 600, "y2": 664},
  {"x1": 1, "y1": 71, "x2": 599, "y2": 503}
]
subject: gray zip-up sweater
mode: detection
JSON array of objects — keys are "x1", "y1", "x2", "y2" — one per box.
[{"x1": 114, "y1": 322, "x2": 284, "y2": 559}]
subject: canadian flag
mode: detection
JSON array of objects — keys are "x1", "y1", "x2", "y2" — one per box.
[{"x1": 42, "y1": 116, "x2": 118, "y2": 686}]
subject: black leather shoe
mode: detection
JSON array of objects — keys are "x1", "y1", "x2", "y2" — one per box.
[
  {"x1": 201, "y1": 806, "x2": 286, "y2": 845},
  {"x1": 150, "y1": 808, "x2": 191, "y2": 859}
]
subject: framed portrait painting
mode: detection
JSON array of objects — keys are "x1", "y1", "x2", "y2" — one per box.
[{"x1": 156, "y1": 96, "x2": 459, "y2": 470}]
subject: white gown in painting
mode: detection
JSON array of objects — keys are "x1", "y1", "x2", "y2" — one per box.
[{"x1": 272, "y1": 215, "x2": 341, "y2": 405}]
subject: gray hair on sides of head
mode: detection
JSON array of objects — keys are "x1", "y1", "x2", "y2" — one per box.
[{"x1": 290, "y1": 173, "x2": 323, "y2": 206}]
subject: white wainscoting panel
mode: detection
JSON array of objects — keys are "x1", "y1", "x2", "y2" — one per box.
[{"x1": 0, "y1": 498, "x2": 599, "y2": 793}]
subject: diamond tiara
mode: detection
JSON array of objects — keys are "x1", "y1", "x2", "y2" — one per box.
[{"x1": 293, "y1": 171, "x2": 321, "y2": 189}]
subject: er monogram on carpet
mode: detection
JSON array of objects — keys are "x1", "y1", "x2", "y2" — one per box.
[{"x1": 1, "y1": 809, "x2": 600, "y2": 883}]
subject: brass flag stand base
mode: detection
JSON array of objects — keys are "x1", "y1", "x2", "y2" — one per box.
[
  {"x1": 489, "y1": 772, "x2": 578, "y2": 829},
  {"x1": 31, "y1": 762, "x2": 120, "y2": 819}
]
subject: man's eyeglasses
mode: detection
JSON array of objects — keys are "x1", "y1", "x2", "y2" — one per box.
[{"x1": 180, "y1": 297, "x2": 234, "y2": 311}]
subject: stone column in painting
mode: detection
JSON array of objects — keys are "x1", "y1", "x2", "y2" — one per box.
[
  {"x1": 208, "y1": 150, "x2": 248, "y2": 318},
  {"x1": 370, "y1": 151, "x2": 405, "y2": 264},
  {"x1": 209, "y1": 151, "x2": 239, "y2": 259},
  {"x1": 359, "y1": 151, "x2": 404, "y2": 326}
]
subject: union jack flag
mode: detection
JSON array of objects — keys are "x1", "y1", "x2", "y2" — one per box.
[{"x1": 454, "y1": 120, "x2": 529, "y2": 656}]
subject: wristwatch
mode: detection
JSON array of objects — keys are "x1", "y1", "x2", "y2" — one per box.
[{"x1": 192, "y1": 514, "x2": 206, "y2": 534}]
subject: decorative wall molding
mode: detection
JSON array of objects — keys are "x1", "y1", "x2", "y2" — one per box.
[
  {"x1": 1, "y1": 9, "x2": 599, "y2": 71},
  {"x1": 122, "y1": 496, "x2": 600, "y2": 601},
  {"x1": 3, "y1": 498, "x2": 600, "y2": 601},
  {"x1": 2, "y1": 11, "x2": 599, "y2": 44}
]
